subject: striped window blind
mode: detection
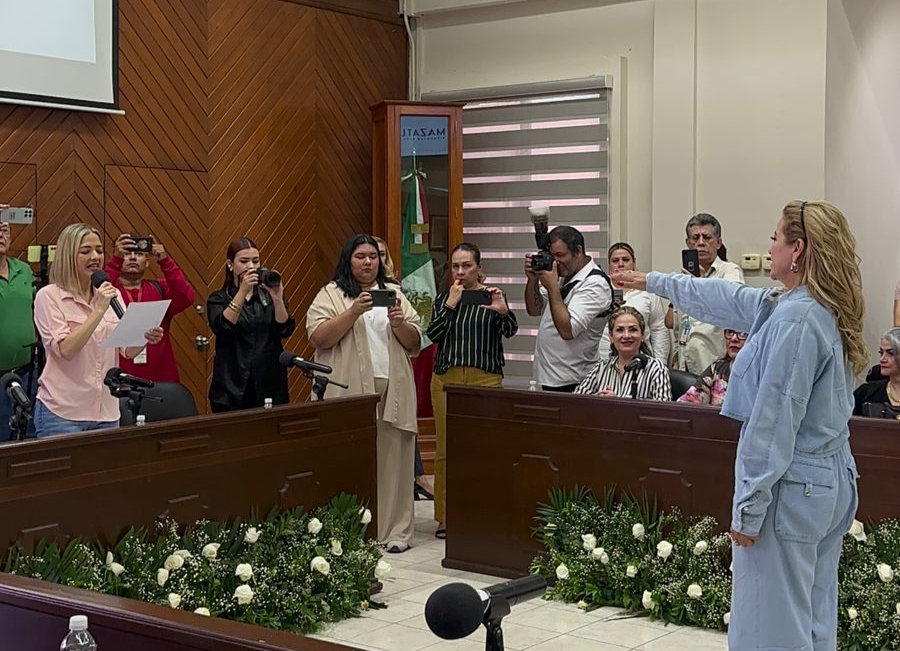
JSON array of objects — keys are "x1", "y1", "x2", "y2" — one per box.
[{"x1": 460, "y1": 87, "x2": 612, "y2": 387}]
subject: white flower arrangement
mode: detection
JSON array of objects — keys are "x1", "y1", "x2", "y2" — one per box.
[
  {"x1": 592, "y1": 547, "x2": 609, "y2": 565},
  {"x1": 308, "y1": 518, "x2": 323, "y2": 534},
  {"x1": 244, "y1": 527, "x2": 260, "y2": 544},
  {"x1": 531, "y1": 487, "x2": 900, "y2": 648},
  {"x1": 235, "y1": 563, "x2": 253, "y2": 582},
  {"x1": 582, "y1": 534, "x2": 597, "y2": 551}
]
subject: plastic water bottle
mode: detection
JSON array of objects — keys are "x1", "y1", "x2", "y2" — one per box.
[
  {"x1": 135, "y1": 415, "x2": 146, "y2": 427},
  {"x1": 528, "y1": 380, "x2": 539, "y2": 392},
  {"x1": 264, "y1": 398, "x2": 273, "y2": 409},
  {"x1": 60, "y1": 615, "x2": 97, "y2": 650}
]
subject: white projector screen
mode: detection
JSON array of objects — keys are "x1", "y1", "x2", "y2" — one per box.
[{"x1": 0, "y1": 0, "x2": 120, "y2": 113}]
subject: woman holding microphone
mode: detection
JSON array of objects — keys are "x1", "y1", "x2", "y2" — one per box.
[
  {"x1": 306, "y1": 234, "x2": 422, "y2": 553},
  {"x1": 427, "y1": 243, "x2": 518, "y2": 539},
  {"x1": 33, "y1": 223, "x2": 163, "y2": 437},
  {"x1": 208, "y1": 237, "x2": 295, "y2": 413},
  {"x1": 615, "y1": 201, "x2": 865, "y2": 651}
]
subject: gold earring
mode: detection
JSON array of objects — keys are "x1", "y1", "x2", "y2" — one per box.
[{"x1": 790, "y1": 260, "x2": 799, "y2": 273}]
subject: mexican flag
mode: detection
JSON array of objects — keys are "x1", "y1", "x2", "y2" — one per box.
[{"x1": 401, "y1": 169, "x2": 437, "y2": 333}]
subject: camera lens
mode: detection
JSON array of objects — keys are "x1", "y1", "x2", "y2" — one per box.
[{"x1": 261, "y1": 269, "x2": 281, "y2": 287}]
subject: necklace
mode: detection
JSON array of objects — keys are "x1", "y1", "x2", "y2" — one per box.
[{"x1": 888, "y1": 382, "x2": 900, "y2": 405}]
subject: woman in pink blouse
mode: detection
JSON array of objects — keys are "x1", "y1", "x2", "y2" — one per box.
[{"x1": 33, "y1": 223, "x2": 163, "y2": 437}]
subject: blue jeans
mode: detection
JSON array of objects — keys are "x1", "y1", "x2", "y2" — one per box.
[
  {"x1": 0, "y1": 369, "x2": 37, "y2": 441},
  {"x1": 33, "y1": 400, "x2": 119, "y2": 438}
]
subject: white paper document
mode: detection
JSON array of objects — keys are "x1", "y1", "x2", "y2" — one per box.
[{"x1": 102, "y1": 300, "x2": 171, "y2": 349}]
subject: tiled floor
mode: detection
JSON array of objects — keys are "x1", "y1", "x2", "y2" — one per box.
[{"x1": 310, "y1": 500, "x2": 728, "y2": 651}]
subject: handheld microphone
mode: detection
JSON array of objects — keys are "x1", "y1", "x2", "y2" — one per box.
[
  {"x1": 104, "y1": 367, "x2": 155, "y2": 389},
  {"x1": 90, "y1": 270, "x2": 125, "y2": 319},
  {"x1": 279, "y1": 351, "x2": 333, "y2": 375},
  {"x1": 1, "y1": 373, "x2": 32, "y2": 414},
  {"x1": 424, "y1": 575, "x2": 547, "y2": 640}
]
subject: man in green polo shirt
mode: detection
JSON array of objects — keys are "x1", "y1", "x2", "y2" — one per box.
[{"x1": 0, "y1": 213, "x2": 37, "y2": 440}]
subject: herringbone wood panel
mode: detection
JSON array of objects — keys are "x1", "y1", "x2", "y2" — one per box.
[{"x1": 1, "y1": 0, "x2": 407, "y2": 407}]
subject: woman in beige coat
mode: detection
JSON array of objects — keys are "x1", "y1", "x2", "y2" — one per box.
[{"x1": 306, "y1": 234, "x2": 422, "y2": 553}]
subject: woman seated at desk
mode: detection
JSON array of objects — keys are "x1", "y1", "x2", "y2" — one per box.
[
  {"x1": 574, "y1": 306, "x2": 671, "y2": 400},
  {"x1": 676, "y1": 328, "x2": 747, "y2": 406},
  {"x1": 853, "y1": 326, "x2": 900, "y2": 417}
]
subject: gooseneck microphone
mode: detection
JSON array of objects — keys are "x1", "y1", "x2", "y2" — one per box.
[
  {"x1": 625, "y1": 353, "x2": 648, "y2": 399},
  {"x1": 104, "y1": 367, "x2": 155, "y2": 390},
  {"x1": 278, "y1": 351, "x2": 333, "y2": 375},
  {"x1": 90, "y1": 270, "x2": 125, "y2": 319},
  {"x1": 425, "y1": 575, "x2": 547, "y2": 641},
  {"x1": 1, "y1": 373, "x2": 32, "y2": 413}
]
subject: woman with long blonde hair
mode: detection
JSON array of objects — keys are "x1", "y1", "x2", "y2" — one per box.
[
  {"x1": 615, "y1": 200, "x2": 864, "y2": 651},
  {"x1": 33, "y1": 223, "x2": 163, "y2": 437}
]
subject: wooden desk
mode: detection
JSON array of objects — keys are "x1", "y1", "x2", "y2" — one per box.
[
  {"x1": 0, "y1": 397, "x2": 379, "y2": 551},
  {"x1": 444, "y1": 387, "x2": 900, "y2": 578},
  {"x1": 0, "y1": 573, "x2": 358, "y2": 651}
]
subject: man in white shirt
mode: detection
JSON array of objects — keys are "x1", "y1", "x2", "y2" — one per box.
[
  {"x1": 525, "y1": 226, "x2": 613, "y2": 392},
  {"x1": 673, "y1": 213, "x2": 745, "y2": 373}
]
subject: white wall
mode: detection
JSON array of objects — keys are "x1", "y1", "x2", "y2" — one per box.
[
  {"x1": 416, "y1": 0, "x2": 897, "y2": 346},
  {"x1": 825, "y1": 0, "x2": 900, "y2": 350}
]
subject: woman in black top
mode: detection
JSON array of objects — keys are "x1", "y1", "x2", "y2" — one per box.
[
  {"x1": 208, "y1": 237, "x2": 295, "y2": 412},
  {"x1": 427, "y1": 243, "x2": 518, "y2": 538},
  {"x1": 853, "y1": 327, "x2": 900, "y2": 416}
]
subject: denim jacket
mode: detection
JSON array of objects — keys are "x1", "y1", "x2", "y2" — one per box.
[{"x1": 647, "y1": 273, "x2": 854, "y2": 536}]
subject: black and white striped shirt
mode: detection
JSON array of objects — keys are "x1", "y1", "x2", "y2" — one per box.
[
  {"x1": 573, "y1": 355, "x2": 671, "y2": 401},
  {"x1": 426, "y1": 291, "x2": 518, "y2": 376}
]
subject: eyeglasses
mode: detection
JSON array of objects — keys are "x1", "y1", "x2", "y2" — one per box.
[{"x1": 724, "y1": 329, "x2": 748, "y2": 341}]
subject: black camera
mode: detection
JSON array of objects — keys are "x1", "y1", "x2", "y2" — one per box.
[
  {"x1": 528, "y1": 206, "x2": 555, "y2": 272},
  {"x1": 258, "y1": 268, "x2": 282, "y2": 287},
  {"x1": 128, "y1": 235, "x2": 154, "y2": 254}
]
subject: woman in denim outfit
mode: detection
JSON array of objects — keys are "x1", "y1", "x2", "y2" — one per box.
[{"x1": 615, "y1": 200, "x2": 867, "y2": 651}]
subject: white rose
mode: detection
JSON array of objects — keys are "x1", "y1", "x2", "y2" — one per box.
[
  {"x1": 234, "y1": 584, "x2": 254, "y2": 605},
  {"x1": 374, "y1": 559, "x2": 392, "y2": 580},
  {"x1": 308, "y1": 517, "x2": 323, "y2": 534},
  {"x1": 632, "y1": 523, "x2": 646, "y2": 540},
  {"x1": 244, "y1": 527, "x2": 260, "y2": 544},
  {"x1": 581, "y1": 534, "x2": 597, "y2": 551},
  {"x1": 555, "y1": 564, "x2": 569, "y2": 580},
  {"x1": 693, "y1": 540, "x2": 709, "y2": 556},
  {"x1": 330, "y1": 538, "x2": 343, "y2": 556},
  {"x1": 656, "y1": 540, "x2": 673, "y2": 560},
  {"x1": 194, "y1": 607, "x2": 211, "y2": 616},
  {"x1": 576, "y1": 600, "x2": 588, "y2": 611},
  {"x1": 847, "y1": 607, "x2": 857, "y2": 620},
  {"x1": 164, "y1": 553, "x2": 184, "y2": 571},
  {"x1": 592, "y1": 547, "x2": 609, "y2": 565},
  {"x1": 167, "y1": 593, "x2": 182, "y2": 609},
  {"x1": 626, "y1": 565, "x2": 638, "y2": 578},
  {"x1": 877, "y1": 563, "x2": 894, "y2": 583},
  {"x1": 109, "y1": 562, "x2": 126, "y2": 577},
  {"x1": 896, "y1": 603, "x2": 900, "y2": 616},
  {"x1": 729, "y1": 561, "x2": 733, "y2": 573},
  {"x1": 201, "y1": 543, "x2": 220, "y2": 560},
  {"x1": 641, "y1": 590, "x2": 656, "y2": 610},
  {"x1": 310, "y1": 555, "x2": 331, "y2": 575},
  {"x1": 723, "y1": 612, "x2": 731, "y2": 625},
  {"x1": 235, "y1": 563, "x2": 253, "y2": 582},
  {"x1": 157, "y1": 568, "x2": 170, "y2": 587},
  {"x1": 174, "y1": 549, "x2": 192, "y2": 559},
  {"x1": 105, "y1": 551, "x2": 114, "y2": 567},
  {"x1": 686, "y1": 584, "x2": 703, "y2": 599},
  {"x1": 848, "y1": 519, "x2": 866, "y2": 542},
  {"x1": 361, "y1": 509, "x2": 372, "y2": 525}
]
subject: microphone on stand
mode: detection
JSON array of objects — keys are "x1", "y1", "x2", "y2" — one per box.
[
  {"x1": 104, "y1": 367, "x2": 155, "y2": 391},
  {"x1": 90, "y1": 270, "x2": 125, "y2": 319},
  {"x1": 625, "y1": 353, "x2": 648, "y2": 400},
  {"x1": 278, "y1": 351, "x2": 333, "y2": 375},
  {"x1": 1, "y1": 373, "x2": 32, "y2": 414}
]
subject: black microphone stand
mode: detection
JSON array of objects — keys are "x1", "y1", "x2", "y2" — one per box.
[
  {"x1": 108, "y1": 385, "x2": 162, "y2": 423},
  {"x1": 8, "y1": 404, "x2": 30, "y2": 442},
  {"x1": 303, "y1": 370, "x2": 348, "y2": 401},
  {"x1": 483, "y1": 595, "x2": 511, "y2": 651}
]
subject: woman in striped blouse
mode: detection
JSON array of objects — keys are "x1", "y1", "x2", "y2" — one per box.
[
  {"x1": 574, "y1": 306, "x2": 671, "y2": 400},
  {"x1": 427, "y1": 243, "x2": 518, "y2": 539}
]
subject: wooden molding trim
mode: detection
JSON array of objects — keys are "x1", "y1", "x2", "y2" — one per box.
[{"x1": 284, "y1": 0, "x2": 402, "y2": 24}]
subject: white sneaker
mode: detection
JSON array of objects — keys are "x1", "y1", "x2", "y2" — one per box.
[{"x1": 386, "y1": 540, "x2": 410, "y2": 553}]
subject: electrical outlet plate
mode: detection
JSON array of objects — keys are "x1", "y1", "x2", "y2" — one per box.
[
  {"x1": 740, "y1": 254, "x2": 761, "y2": 271},
  {"x1": 762, "y1": 254, "x2": 772, "y2": 271}
]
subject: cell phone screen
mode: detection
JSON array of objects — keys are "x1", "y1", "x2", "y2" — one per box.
[
  {"x1": 459, "y1": 289, "x2": 491, "y2": 306},
  {"x1": 682, "y1": 249, "x2": 701, "y2": 277},
  {"x1": 369, "y1": 289, "x2": 397, "y2": 308}
]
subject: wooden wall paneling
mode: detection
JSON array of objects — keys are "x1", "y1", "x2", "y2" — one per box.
[
  {"x1": 104, "y1": 166, "x2": 211, "y2": 410},
  {"x1": 0, "y1": 163, "x2": 37, "y2": 256},
  {"x1": 289, "y1": 0, "x2": 402, "y2": 24}
]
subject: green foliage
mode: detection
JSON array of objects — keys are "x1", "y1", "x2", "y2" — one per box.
[
  {"x1": 529, "y1": 487, "x2": 900, "y2": 650},
  {"x1": 5, "y1": 494, "x2": 384, "y2": 635}
]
